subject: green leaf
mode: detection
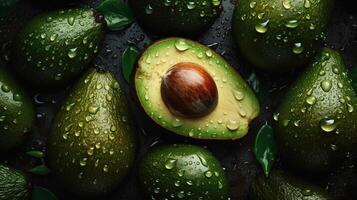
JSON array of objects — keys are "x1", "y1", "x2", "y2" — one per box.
[
  {"x1": 95, "y1": 0, "x2": 134, "y2": 31},
  {"x1": 122, "y1": 45, "x2": 140, "y2": 83},
  {"x1": 349, "y1": 66, "x2": 357, "y2": 93},
  {"x1": 26, "y1": 150, "x2": 45, "y2": 159},
  {"x1": 246, "y1": 72, "x2": 268, "y2": 101},
  {"x1": 0, "y1": 0, "x2": 19, "y2": 17},
  {"x1": 32, "y1": 186, "x2": 57, "y2": 200},
  {"x1": 28, "y1": 165, "x2": 50, "y2": 175},
  {"x1": 254, "y1": 122, "x2": 277, "y2": 177}
]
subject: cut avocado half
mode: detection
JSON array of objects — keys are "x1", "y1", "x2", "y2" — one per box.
[{"x1": 135, "y1": 38, "x2": 260, "y2": 140}]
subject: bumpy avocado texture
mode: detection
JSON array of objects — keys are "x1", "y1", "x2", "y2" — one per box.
[
  {"x1": 250, "y1": 170, "x2": 333, "y2": 200},
  {"x1": 0, "y1": 164, "x2": 30, "y2": 200},
  {"x1": 129, "y1": 0, "x2": 222, "y2": 36},
  {"x1": 274, "y1": 48, "x2": 357, "y2": 173},
  {"x1": 139, "y1": 144, "x2": 230, "y2": 200},
  {"x1": 0, "y1": 65, "x2": 35, "y2": 151},
  {"x1": 13, "y1": 8, "x2": 104, "y2": 88},
  {"x1": 47, "y1": 69, "x2": 136, "y2": 197},
  {"x1": 135, "y1": 38, "x2": 260, "y2": 140},
  {"x1": 232, "y1": 0, "x2": 334, "y2": 71}
]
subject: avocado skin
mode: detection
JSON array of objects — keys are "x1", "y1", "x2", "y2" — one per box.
[
  {"x1": 232, "y1": 0, "x2": 334, "y2": 72},
  {"x1": 13, "y1": 9, "x2": 104, "y2": 88},
  {"x1": 0, "y1": 164, "x2": 30, "y2": 200},
  {"x1": 129, "y1": 0, "x2": 222, "y2": 37},
  {"x1": 139, "y1": 144, "x2": 230, "y2": 200},
  {"x1": 274, "y1": 48, "x2": 357, "y2": 173},
  {"x1": 47, "y1": 69, "x2": 136, "y2": 197},
  {"x1": 250, "y1": 170, "x2": 332, "y2": 200},
  {"x1": 0, "y1": 65, "x2": 35, "y2": 151}
]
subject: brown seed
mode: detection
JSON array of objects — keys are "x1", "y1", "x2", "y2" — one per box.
[{"x1": 161, "y1": 62, "x2": 218, "y2": 118}]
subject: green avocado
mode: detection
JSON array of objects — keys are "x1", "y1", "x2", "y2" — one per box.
[
  {"x1": 12, "y1": 8, "x2": 104, "y2": 88},
  {"x1": 0, "y1": 164, "x2": 30, "y2": 200},
  {"x1": 47, "y1": 68, "x2": 136, "y2": 197},
  {"x1": 0, "y1": 65, "x2": 35, "y2": 151},
  {"x1": 249, "y1": 169, "x2": 333, "y2": 200},
  {"x1": 135, "y1": 38, "x2": 260, "y2": 140},
  {"x1": 232, "y1": 0, "x2": 334, "y2": 72},
  {"x1": 274, "y1": 48, "x2": 357, "y2": 173},
  {"x1": 129, "y1": 0, "x2": 222, "y2": 36},
  {"x1": 139, "y1": 144, "x2": 230, "y2": 200}
]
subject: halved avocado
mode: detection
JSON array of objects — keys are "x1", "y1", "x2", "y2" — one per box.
[{"x1": 134, "y1": 38, "x2": 260, "y2": 140}]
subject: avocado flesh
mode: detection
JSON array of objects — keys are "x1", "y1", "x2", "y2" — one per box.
[
  {"x1": 0, "y1": 65, "x2": 35, "y2": 151},
  {"x1": 274, "y1": 48, "x2": 357, "y2": 173},
  {"x1": 139, "y1": 144, "x2": 230, "y2": 200},
  {"x1": 135, "y1": 38, "x2": 260, "y2": 140},
  {"x1": 47, "y1": 69, "x2": 136, "y2": 197},
  {"x1": 232, "y1": 0, "x2": 334, "y2": 71},
  {"x1": 13, "y1": 9, "x2": 104, "y2": 88},
  {"x1": 129, "y1": 0, "x2": 222, "y2": 36},
  {"x1": 250, "y1": 170, "x2": 333, "y2": 200},
  {"x1": 0, "y1": 164, "x2": 30, "y2": 200}
]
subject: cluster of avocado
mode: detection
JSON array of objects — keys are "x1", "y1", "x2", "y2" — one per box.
[{"x1": 1, "y1": 0, "x2": 357, "y2": 199}]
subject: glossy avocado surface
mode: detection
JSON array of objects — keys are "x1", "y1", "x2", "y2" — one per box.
[
  {"x1": 0, "y1": 64, "x2": 35, "y2": 151},
  {"x1": 0, "y1": 164, "x2": 30, "y2": 200},
  {"x1": 274, "y1": 48, "x2": 357, "y2": 173},
  {"x1": 139, "y1": 144, "x2": 230, "y2": 200},
  {"x1": 250, "y1": 170, "x2": 333, "y2": 200},
  {"x1": 129, "y1": 0, "x2": 222, "y2": 36},
  {"x1": 13, "y1": 8, "x2": 104, "y2": 88},
  {"x1": 47, "y1": 68, "x2": 136, "y2": 197},
  {"x1": 232, "y1": 0, "x2": 334, "y2": 72}
]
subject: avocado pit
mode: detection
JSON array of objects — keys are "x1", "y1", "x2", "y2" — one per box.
[{"x1": 160, "y1": 62, "x2": 218, "y2": 118}]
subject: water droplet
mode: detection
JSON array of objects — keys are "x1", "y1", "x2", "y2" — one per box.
[
  {"x1": 186, "y1": 1, "x2": 195, "y2": 9},
  {"x1": 88, "y1": 106, "x2": 99, "y2": 114},
  {"x1": 321, "y1": 80, "x2": 332, "y2": 92},
  {"x1": 226, "y1": 120, "x2": 239, "y2": 131},
  {"x1": 145, "y1": 4, "x2": 153, "y2": 14},
  {"x1": 255, "y1": 20, "x2": 269, "y2": 33},
  {"x1": 292, "y1": 43, "x2": 304, "y2": 54},
  {"x1": 330, "y1": 144, "x2": 338, "y2": 151},
  {"x1": 87, "y1": 147, "x2": 94, "y2": 156},
  {"x1": 175, "y1": 39, "x2": 189, "y2": 52},
  {"x1": 103, "y1": 164, "x2": 109, "y2": 172},
  {"x1": 283, "y1": 0, "x2": 291, "y2": 9},
  {"x1": 250, "y1": 1, "x2": 257, "y2": 8},
  {"x1": 79, "y1": 158, "x2": 87, "y2": 166},
  {"x1": 172, "y1": 118, "x2": 183, "y2": 127},
  {"x1": 347, "y1": 103, "x2": 354, "y2": 113},
  {"x1": 68, "y1": 17, "x2": 75, "y2": 25},
  {"x1": 306, "y1": 96, "x2": 316, "y2": 105},
  {"x1": 234, "y1": 90, "x2": 245, "y2": 101},
  {"x1": 273, "y1": 113, "x2": 280, "y2": 121},
  {"x1": 304, "y1": 0, "x2": 311, "y2": 8},
  {"x1": 1, "y1": 84, "x2": 10, "y2": 92},
  {"x1": 205, "y1": 171, "x2": 213, "y2": 178},
  {"x1": 68, "y1": 48, "x2": 77, "y2": 59},
  {"x1": 165, "y1": 159, "x2": 177, "y2": 170},
  {"x1": 285, "y1": 19, "x2": 299, "y2": 28},
  {"x1": 320, "y1": 118, "x2": 337, "y2": 133}
]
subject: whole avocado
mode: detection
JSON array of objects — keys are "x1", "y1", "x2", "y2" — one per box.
[
  {"x1": 250, "y1": 169, "x2": 333, "y2": 200},
  {"x1": 129, "y1": 0, "x2": 222, "y2": 36},
  {"x1": 232, "y1": 0, "x2": 334, "y2": 72},
  {"x1": 274, "y1": 48, "x2": 357, "y2": 173},
  {"x1": 0, "y1": 64, "x2": 35, "y2": 151},
  {"x1": 47, "y1": 68, "x2": 136, "y2": 197},
  {"x1": 139, "y1": 144, "x2": 230, "y2": 200},
  {"x1": 12, "y1": 8, "x2": 104, "y2": 88},
  {"x1": 0, "y1": 164, "x2": 30, "y2": 200}
]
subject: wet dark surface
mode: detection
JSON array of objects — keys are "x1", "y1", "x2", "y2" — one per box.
[{"x1": 1, "y1": 0, "x2": 357, "y2": 199}]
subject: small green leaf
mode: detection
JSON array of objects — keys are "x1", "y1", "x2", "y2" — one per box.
[
  {"x1": 349, "y1": 66, "x2": 357, "y2": 93},
  {"x1": 26, "y1": 150, "x2": 45, "y2": 159},
  {"x1": 246, "y1": 72, "x2": 268, "y2": 101},
  {"x1": 0, "y1": 0, "x2": 19, "y2": 17},
  {"x1": 95, "y1": 0, "x2": 134, "y2": 31},
  {"x1": 28, "y1": 165, "x2": 50, "y2": 175},
  {"x1": 254, "y1": 122, "x2": 277, "y2": 177},
  {"x1": 122, "y1": 45, "x2": 140, "y2": 83},
  {"x1": 32, "y1": 186, "x2": 57, "y2": 200}
]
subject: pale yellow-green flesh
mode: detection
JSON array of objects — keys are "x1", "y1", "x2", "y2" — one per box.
[{"x1": 135, "y1": 38, "x2": 260, "y2": 140}]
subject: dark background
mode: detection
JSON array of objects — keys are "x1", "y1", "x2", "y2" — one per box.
[{"x1": 1, "y1": 0, "x2": 357, "y2": 199}]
